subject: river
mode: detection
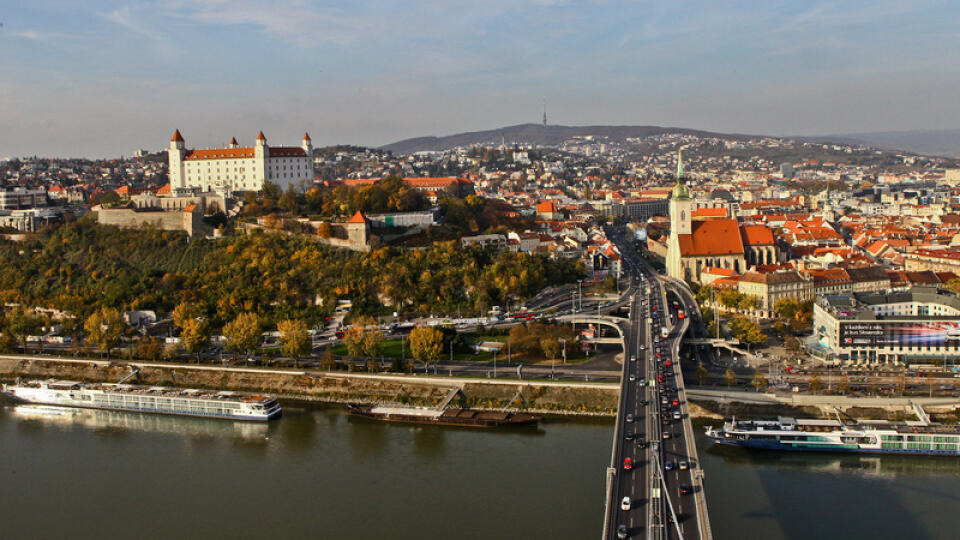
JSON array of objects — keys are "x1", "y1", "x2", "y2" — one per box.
[{"x1": 2, "y1": 403, "x2": 959, "y2": 539}]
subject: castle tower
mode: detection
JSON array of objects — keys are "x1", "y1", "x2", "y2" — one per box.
[
  {"x1": 229, "y1": 137, "x2": 238, "y2": 149},
  {"x1": 168, "y1": 129, "x2": 186, "y2": 191},
  {"x1": 254, "y1": 131, "x2": 268, "y2": 184},
  {"x1": 301, "y1": 132, "x2": 313, "y2": 157},
  {"x1": 666, "y1": 149, "x2": 693, "y2": 280}
]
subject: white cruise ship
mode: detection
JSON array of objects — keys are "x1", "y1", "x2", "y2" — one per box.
[
  {"x1": 1, "y1": 379, "x2": 281, "y2": 421},
  {"x1": 706, "y1": 416, "x2": 960, "y2": 456}
]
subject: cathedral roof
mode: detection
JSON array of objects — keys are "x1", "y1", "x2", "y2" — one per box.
[
  {"x1": 677, "y1": 219, "x2": 744, "y2": 256},
  {"x1": 740, "y1": 224, "x2": 776, "y2": 246}
]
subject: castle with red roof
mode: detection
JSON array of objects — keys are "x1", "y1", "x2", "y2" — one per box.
[{"x1": 167, "y1": 130, "x2": 313, "y2": 194}]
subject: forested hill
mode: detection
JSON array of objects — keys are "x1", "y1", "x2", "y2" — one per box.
[
  {"x1": 380, "y1": 123, "x2": 755, "y2": 154},
  {"x1": 0, "y1": 218, "x2": 584, "y2": 332}
]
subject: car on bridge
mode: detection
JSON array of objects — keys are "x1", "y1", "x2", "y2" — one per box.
[
  {"x1": 621, "y1": 496, "x2": 631, "y2": 511},
  {"x1": 664, "y1": 461, "x2": 674, "y2": 471},
  {"x1": 617, "y1": 524, "x2": 629, "y2": 539},
  {"x1": 623, "y1": 457, "x2": 633, "y2": 470},
  {"x1": 626, "y1": 413, "x2": 634, "y2": 423}
]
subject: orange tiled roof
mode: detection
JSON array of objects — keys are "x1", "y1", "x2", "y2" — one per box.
[
  {"x1": 185, "y1": 148, "x2": 254, "y2": 160},
  {"x1": 740, "y1": 224, "x2": 775, "y2": 246},
  {"x1": 156, "y1": 184, "x2": 172, "y2": 195},
  {"x1": 677, "y1": 219, "x2": 744, "y2": 256},
  {"x1": 692, "y1": 207, "x2": 728, "y2": 218},
  {"x1": 171, "y1": 129, "x2": 184, "y2": 142},
  {"x1": 537, "y1": 201, "x2": 558, "y2": 213},
  {"x1": 347, "y1": 211, "x2": 368, "y2": 223}
]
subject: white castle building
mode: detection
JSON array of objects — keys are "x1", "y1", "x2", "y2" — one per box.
[{"x1": 167, "y1": 130, "x2": 313, "y2": 194}]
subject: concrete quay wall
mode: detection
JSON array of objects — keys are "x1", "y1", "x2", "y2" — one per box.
[{"x1": 0, "y1": 356, "x2": 619, "y2": 416}]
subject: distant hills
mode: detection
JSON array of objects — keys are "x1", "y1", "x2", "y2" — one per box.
[
  {"x1": 380, "y1": 123, "x2": 756, "y2": 154},
  {"x1": 801, "y1": 129, "x2": 960, "y2": 159},
  {"x1": 380, "y1": 123, "x2": 960, "y2": 159}
]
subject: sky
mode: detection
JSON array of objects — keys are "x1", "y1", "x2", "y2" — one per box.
[{"x1": 1, "y1": 0, "x2": 959, "y2": 158}]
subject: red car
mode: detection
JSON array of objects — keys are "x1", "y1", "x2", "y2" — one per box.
[
  {"x1": 665, "y1": 360, "x2": 672, "y2": 366},
  {"x1": 623, "y1": 457, "x2": 633, "y2": 470},
  {"x1": 672, "y1": 399, "x2": 680, "y2": 406}
]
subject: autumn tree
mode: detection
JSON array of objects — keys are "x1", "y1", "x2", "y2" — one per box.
[
  {"x1": 173, "y1": 302, "x2": 210, "y2": 362},
  {"x1": 809, "y1": 373, "x2": 823, "y2": 394},
  {"x1": 751, "y1": 369, "x2": 768, "y2": 392},
  {"x1": 696, "y1": 363, "x2": 708, "y2": 386},
  {"x1": 724, "y1": 367, "x2": 736, "y2": 388},
  {"x1": 223, "y1": 312, "x2": 262, "y2": 359},
  {"x1": 408, "y1": 325, "x2": 443, "y2": 369},
  {"x1": 137, "y1": 335, "x2": 165, "y2": 361},
  {"x1": 540, "y1": 336, "x2": 561, "y2": 362},
  {"x1": 278, "y1": 319, "x2": 310, "y2": 367},
  {"x1": 343, "y1": 315, "x2": 382, "y2": 358},
  {"x1": 320, "y1": 347, "x2": 337, "y2": 370},
  {"x1": 316, "y1": 222, "x2": 333, "y2": 238},
  {"x1": 84, "y1": 307, "x2": 125, "y2": 358}
]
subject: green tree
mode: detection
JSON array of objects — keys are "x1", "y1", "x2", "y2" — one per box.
[
  {"x1": 409, "y1": 325, "x2": 444, "y2": 368},
  {"x1": 83, "y1": 307, "x2": 125, "y2": 358},
  {"x1": 223, "y1": 312, "x2": 262, "y2": 358},
  {"x1": 773, "y1": 298, "x2": 802, "y2": 320},
  {"x1": 6, "y1": 311, "x2": 43, "y2": 352},
  {"x1": 277, "y1": 319, "x2": 310, "y2": 367}
]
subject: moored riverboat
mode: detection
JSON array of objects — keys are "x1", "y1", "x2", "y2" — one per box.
[
  {"x1": 1, "y1": 379, "x2": 281, "y2": 421},
  {"x1": 706, "y1": 416, "x2": 960, "y2": 456}
]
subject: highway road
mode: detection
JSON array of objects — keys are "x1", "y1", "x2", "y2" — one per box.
[{"x1": 605, "y1": 224, "x2": 708, "y2": 540}]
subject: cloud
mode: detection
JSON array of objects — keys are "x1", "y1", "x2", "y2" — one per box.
[
  {"x1": 164, "y1": 0, "x2": 375, "y2": 47},
  {"x1": 101, "y1": 5, "x2": 164, "y2": 41}
]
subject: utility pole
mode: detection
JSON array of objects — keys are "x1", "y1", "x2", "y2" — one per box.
[
  {"x1": 450, "y1": 340, "x2": 453, "y2": 363},
  {"x1": 561, "y1": 338, "x2": 567, "y2": 364}
]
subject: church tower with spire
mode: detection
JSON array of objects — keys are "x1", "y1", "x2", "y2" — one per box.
[{"x1": 666, "y1": 149, "x2": 693, "y2": 280}]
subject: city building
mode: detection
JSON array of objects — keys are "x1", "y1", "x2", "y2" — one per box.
[
  {"x1": 0, "y1": 188, "x2": 47, "y2": 210},
  {"x1": 167, "y1": 130, "x2": 313, "y2": 195},
  {"x1": 737, "y1": 271, "x2": 814, "y2": 318},
  {"x1": 813, "y1": 287, "x2": 960, "y2": 366}
]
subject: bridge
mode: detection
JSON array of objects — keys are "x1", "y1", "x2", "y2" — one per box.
[
  {"x1": 555, "y1": 314, "x2": 628, "y2": 349},
  {"x1": 601, "y1": 226, "x2": 712, "y2": 540}
]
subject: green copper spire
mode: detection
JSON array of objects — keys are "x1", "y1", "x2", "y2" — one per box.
[{"x1": 671, "y1": 149, "x2": 690, "y2": 200}]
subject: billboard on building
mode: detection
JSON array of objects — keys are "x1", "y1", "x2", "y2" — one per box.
[{"x1": 839, "y1": 321, "x2": 960, "y2": 347}]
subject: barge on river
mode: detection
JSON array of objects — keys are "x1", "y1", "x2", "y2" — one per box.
[
  {"x1": 2, "y1": 379, "x2": 281, "y2": 421},
  {"x1": 347, "y1": 403, "x2": 541, "y2": 428},
  {"x1": 706, "y1": 416, "x2": 960, "y2": 456}
]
